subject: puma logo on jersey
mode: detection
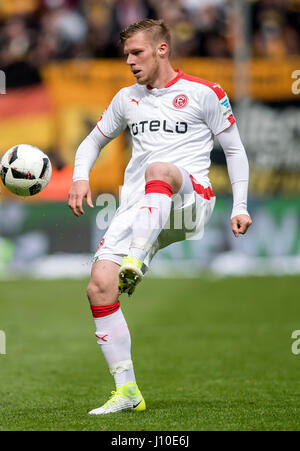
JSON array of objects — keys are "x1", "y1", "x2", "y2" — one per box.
[{"x1": 131, "y1": 98, "x2": 140, "y2": 106}]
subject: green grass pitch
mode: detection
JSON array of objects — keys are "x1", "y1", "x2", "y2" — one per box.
[{"x1": 1, "y1": 275, "x2": 300, "y2": 431}]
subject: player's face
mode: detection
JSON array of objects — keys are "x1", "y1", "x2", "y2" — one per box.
[{"x1": 124, "y1": 31, "x2": 160, "y2": 85}]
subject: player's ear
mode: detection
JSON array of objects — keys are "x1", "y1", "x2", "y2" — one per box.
[{"x1": 157, "y1": 42, "x2": 168, "y2": 57}]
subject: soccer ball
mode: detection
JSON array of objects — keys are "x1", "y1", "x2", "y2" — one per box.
[{"x1": 0, "y1": 144, "x2": 52, "y2": 196}]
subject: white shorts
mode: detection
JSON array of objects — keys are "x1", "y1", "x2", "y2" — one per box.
[{"x1": 93, "y1": 167, "x2": 216, "y2": 271}]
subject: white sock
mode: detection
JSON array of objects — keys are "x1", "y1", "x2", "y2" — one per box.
[
  {"x1": 130, "y1": 180, "x2": 173, "y2": 262},
  {"x1": 91, "y1": 303, "x2": 136, "y2": 387}
]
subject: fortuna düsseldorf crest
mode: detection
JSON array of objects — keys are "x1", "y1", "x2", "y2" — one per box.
[{"x1": 173, "y1": 94, "x2": 188, "y2": 109}]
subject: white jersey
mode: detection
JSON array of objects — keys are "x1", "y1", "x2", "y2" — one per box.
[{"x1": 96, "y1": 69, "x2": 235, "y2": 208}]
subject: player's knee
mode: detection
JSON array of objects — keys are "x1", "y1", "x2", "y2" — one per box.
[
  {"x1": 86, "y1": 277, "x2": 116, "y2": 305},
  {"x1": 145, "y1": 162, "x2": 182, "y2": 193},
  {"x1": 145, "y1": 162, "x2": 172, "y2": 183},
  {"x1": 86, "y1": 281, "x2": 97, "y2": 303}
]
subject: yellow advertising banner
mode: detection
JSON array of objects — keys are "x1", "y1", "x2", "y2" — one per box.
[
  {"x1": 1, "y1": 58, "x2": 299, "y2": 201},
  {"x1": 42, "y1": 60, "x2": 127, "y2": 196},
  {"x1": 43, "y1": 57, "x2": 300, "y2": 101}
]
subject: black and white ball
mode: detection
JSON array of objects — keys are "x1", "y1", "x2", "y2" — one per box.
[{"x1": 0, "y1": 144, "x2": 52, "y2": 196}]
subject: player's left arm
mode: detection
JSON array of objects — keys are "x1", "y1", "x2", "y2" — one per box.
[{"x1": 216, "y1": 123, "x2": 252, "y2": 237}]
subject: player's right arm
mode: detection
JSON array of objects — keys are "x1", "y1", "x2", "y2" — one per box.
[
  {"x1": 68, "y1": 127, "x2": 111, "y2": 216},
  {"x1": 68, "y1": 89, "x2": 127, "y2": 217}
]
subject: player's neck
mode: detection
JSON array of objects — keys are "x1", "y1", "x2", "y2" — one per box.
[{"x1": 148, "y1": 65, "x2": 177, "y2": 89}]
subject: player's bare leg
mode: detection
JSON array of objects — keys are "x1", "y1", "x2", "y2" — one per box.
[
  {"x1": 87, "y1": 260, "x2": 145, "y2": 414},
  {"x1": 87, "y1": 259, "x2": 120, "y2": 306},
  {"x1": 145, "y1": 162, "x2": 183, "y2": 191},
  {"x1": 119, "y1": 162, "x2": 182, "y2": 295}
]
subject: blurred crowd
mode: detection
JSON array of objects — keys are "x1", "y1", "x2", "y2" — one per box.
[{"x1": 0, "y1": 0, "x2": 300, "y2": 87}]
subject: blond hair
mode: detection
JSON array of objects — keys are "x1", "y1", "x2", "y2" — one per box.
[{"x1": 120, "y1": 18, "x2": 171, "y2": 53}]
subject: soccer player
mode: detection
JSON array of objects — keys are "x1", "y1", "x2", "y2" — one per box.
[{"x1": 68, "y1": 19, "x2": 252, "y2": 415}]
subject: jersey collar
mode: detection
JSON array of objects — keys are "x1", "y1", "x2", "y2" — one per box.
[
  {"x1": 164, "y1": 69, "x2": 184, "y2": 88},
  {"x1": 146, "y1": 69, "x2": 184, "y2": 91}
]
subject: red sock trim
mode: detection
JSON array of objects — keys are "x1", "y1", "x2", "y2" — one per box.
[
  {"x1": 91, "y1": 301, "x2": 120, "y2": 318},
  {"x1": 145, "y1": 180, "x2": 173, "y2": 197}
]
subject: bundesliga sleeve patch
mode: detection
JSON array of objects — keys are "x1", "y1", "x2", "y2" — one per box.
[{"x1": 219, "y1": 93, "x2": 233, "y2": 120}]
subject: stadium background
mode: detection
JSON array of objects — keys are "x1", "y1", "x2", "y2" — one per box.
[
  {"x1": 1, "y1": 0, "x2": 300, "y2": 278},
  {"x1": 1, "y1": 0, "x2": 300, "y2": 432}
]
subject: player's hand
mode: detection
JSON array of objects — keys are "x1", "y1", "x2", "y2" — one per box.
[
  {"x1": 68, "y1": 180, "x2": 94, "y2": 217},
  {"x1": 231, "y1": 214, "x2": 252, "y2": 238}
]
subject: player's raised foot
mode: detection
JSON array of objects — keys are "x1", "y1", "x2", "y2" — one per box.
[
  {"x1": 88, "y1": 382, "x2": 146, "y2": 415},
  {"x1": 118, "y1": 256, "x2": 143, "y2": 296}
]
